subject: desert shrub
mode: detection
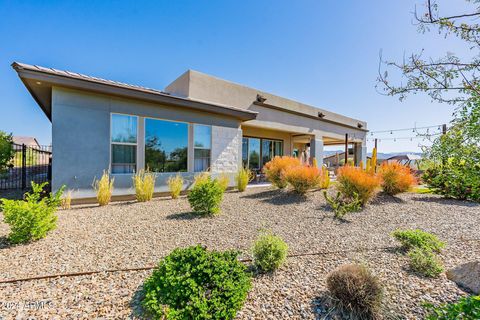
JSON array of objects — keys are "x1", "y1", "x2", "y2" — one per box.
[
  {"x1": 336, "y1": 165, "x2": 380, "y2": 205},
  {"x1": 379, "y1": 162, "x2": 417, "y2": 195},
  {"x1": 424, "y1": 295, "x2": 480, "y2": 319},
  {"x1": 142, "y1": 245, "x2": 251, "y2": 320},
  {"x1": 326, "y1": 264, "x2": 383, "y2": 318},
  {"x1": 93, "y1": 170, "x2": 114, "y2": 206},
  {"x1": 187, "y1": 176, "x2": 224, "y2": 215},
  {"x1": 423, "y1": 162, "x2": 480, "y2": 202},
  {"x1": 0, "y1": 131, "x2": 14, "y2": 174},
  {"x1": 133, "y1": 169, "x2": 156, "y2": 202},
  {"x1": 263, "y1": 156, "x2": 301, "y2": 189},
  {"x1": 235, "y1": 167, "x2": 252, "y2": 192},
  {"x1": 217, "y1": 173, "x2": 230, "y2": 191},
  {"x1": 61, "y1": 190, "x2": 72, "y2": 210},
  {"x1": 391, "y1": 229, "x2": 445, "y2": 252},
  {"x1": 193, "y1": 171, "x2": 210, "y2": 185},
  {"x1": 167, "y1": 174, "x2": 184, "y2": 199},
  {"x1": 1, "y1": 182, "x2": 64, "y2": 244},
  {"x1": 324, "y1": 191, "x2": 362, "y2": 219},
  {"x1": 252, "y1": 230, "x2": 288, "y2": 272},
  {"x1": 319, "y1": 166, "x2": 331, "y2": 189},
  {"x1": 408, "y1": 248, "x2": 444, "y2": 278},
  {"x1": 284, "y1": 165, "x2": 322, "y2": 194}
]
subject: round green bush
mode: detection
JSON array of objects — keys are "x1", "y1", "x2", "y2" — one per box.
[
  {"x1": 252, "y1": 231, "x2": 288, "y2": 272},
  {"x1": 187, "y1": 177, "x2": 224, "y2": 215},
  {"x1": 142, "y1": 245, "x2": 252, "y2": 319}
]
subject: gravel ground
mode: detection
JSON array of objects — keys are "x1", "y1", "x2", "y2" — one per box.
[{"x1": 0, "y1": 187, "x2": 479, "y2": 319}]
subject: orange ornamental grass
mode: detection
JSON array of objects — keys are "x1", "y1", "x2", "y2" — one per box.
[
  {"x1": 379, "y1": 162, "x2": 417, "y2": 195},
  {"x1": 284, "y1": 165, "x2": 323, "y2": 194},
  {"x1": 336, "y1": 165, "x2": 381, "y2": 205},
  {"x1": 264, "y1": 156, "x2": 301, "y2": 189}
]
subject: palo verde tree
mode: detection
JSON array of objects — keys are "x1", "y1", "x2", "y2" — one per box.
[{"x1": 377, "y1": 0, "x2": 480, "y2": 201}]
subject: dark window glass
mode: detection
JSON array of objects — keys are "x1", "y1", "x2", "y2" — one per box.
[
  {"x1": 262, "y1": 139, "x2": 273, "y2": 166},
  {"x1": 111, "y1": 144, "x2": 136, "y2": 174},
  {"x1": 145, "y1": 118, "x2": 188, "y2": 172},
  {"x1": 248, "y1": 138, "x2": 260, "y2": 170},
  {"x1": 194, "y1": 149, "x2": 210, "y2": 172},
  {"x1": 274, "y1": 141, "x2": 283, "y2": 156},
  {"x1": 242, "y1": 138, "x2": 249, "y2": 168}
]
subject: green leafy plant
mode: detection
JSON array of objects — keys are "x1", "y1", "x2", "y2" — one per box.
[
  {"x1": 142, "y1": 245, "x2": 252, "y2": 320},
  {"x1": 323, "y1": 191, "x2": 362, "y2": 219},
  {"x1": 424, "y1": 295, "x2": 480, "y2": 319},
  {"x1": 133, "y1": 169, "x2": 156, "y2": 202},
  {"x1": 235, "y1": 167, "x2": 252, "y2": 192},
  {"x1": 252, "y1": 230, "x2": 288, "y2": 272},
  {"x1": 187, "y1": 176, "x2": 224, "y2": 215},
  {"x1": 167, "y1": 174, "x2": 184, "y2": 199},
  {"x1": 0, "y1": 131, "x2": 14, "y2": 174},
  {"x1": 326, "y1": 264, "x2": 383, "y2": 319},
  {"x1": 408, "y1": 248, "x2": 444, "y2": 278},
  {"x1": 391, "y1": 229, "x2": 445, "y2": 252},
  {"x1": 1, "y1": 182, "x2": 64, "y2": 244}
]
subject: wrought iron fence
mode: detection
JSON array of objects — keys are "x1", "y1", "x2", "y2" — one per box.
[{"x1": 0, "y1": 143, "x2": 52, "y2": 190}]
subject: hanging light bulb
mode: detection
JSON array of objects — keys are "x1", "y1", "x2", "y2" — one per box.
[
  {"x1": 394, "y1": 138, "x2": 396, "y2": 142},
  {"x1": 390, "y1": 130, "x2": 393, "y2": 134}
]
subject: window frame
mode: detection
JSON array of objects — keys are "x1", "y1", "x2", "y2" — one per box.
[
  {"x1": 144, "y1": 116, "x2": 190, "y2": 173},
  {"x1": 110, "y1": 113, "x2": 139, "y2": 175}
]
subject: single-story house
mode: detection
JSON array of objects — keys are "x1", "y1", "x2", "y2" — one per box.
[
  {"x1": 12, "y1": 136, "x2": 40, "y2": 148},
  {"x1": 12, "y1": 62, "x2": 367, "y2": 198}
]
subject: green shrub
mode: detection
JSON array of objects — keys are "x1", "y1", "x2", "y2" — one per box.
[
  {"x1": 252, "y1": 230, "x2": 288, "y2": 272},
  {"x1": 235, "y1": 167, "x2": 252, "y2": 192},
  {"x1": 1, "y1": 182, "x2": 64, "y2": 244},
  {"x1": 187, "y1": 176, "x2": 224, "y2": 215},
  {"x1": 142, "y1": 245, "x2": 251, "y2": 320},
  {"x1": 323, "y1": 191, "x2": 362, "y2": 219},
  {"x1": 424, "y1": 295, "x2": 480, "y2": 319},
  {"x1": 392, "y1": 229, "x2": 445, "y2": 252},
  {"x1": 0, "y1": 131, "x2": 14, "y2": 174},
  {"x1": 326, "y1": 264, "x2": 383, "y2": 318},
  {"x1": 408, "y1": 248, "x2": 444, "y2": 278}
]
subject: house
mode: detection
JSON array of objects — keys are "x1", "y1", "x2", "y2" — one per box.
[
  {"x1": 12, "y1": 136, "x2": 40, "y2": 148},
  {"x1": 12, "y1": 62, "x2": 367, "y2": 198}
]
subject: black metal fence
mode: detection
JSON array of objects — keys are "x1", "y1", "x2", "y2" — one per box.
[{"x1": 0, "y1": 143, "x2": 52, "y2": 190}]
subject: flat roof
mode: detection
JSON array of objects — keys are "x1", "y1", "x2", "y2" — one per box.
[{"x1": 11, "y1": 62, "x2": 258, "y2": 121}]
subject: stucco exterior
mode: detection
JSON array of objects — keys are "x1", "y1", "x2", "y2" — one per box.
[{"x1": 13, "y1": 62, "x2": 368, "y2": 199}]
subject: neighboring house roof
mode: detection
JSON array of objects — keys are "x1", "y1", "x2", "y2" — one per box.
[
  {"x1": 12, "y1": 136, "x2": 40, "y2": 147},
  {"x1": 386, "y1": 154, "x2": 422, "y2": 161},
  {"x1": 11, "y1": 62, "x2": 258, "y2": 121}
]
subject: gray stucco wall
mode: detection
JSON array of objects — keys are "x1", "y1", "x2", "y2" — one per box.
[{"x1": 52, "y1": 87, "x2": 242, "y2": 198}]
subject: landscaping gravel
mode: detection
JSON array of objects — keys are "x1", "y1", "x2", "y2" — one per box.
[{"x1": 1, "y1": 188, "x2": 479, "y2": 319}]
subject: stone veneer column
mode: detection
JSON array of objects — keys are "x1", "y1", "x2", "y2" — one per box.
[{"x1": 210, "y1": 126, "x2": 242, "y2": 174}]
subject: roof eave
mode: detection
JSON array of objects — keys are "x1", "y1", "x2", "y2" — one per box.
[{"x1": 12, "y1": 63, "x2": 257, "y2": 122}]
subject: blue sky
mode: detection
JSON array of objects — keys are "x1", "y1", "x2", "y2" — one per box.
[{"x1": 0, "y1": 0, "x2": 469, "y2": 152}]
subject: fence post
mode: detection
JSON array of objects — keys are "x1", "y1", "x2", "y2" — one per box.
[{"x1": 21, "y1": 144, "x2": 27, "y2": 189}]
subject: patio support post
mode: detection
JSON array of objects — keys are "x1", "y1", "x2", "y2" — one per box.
[
  {"x1": 354, "y1": 140, "x2": 367, "y2": 167},
  {"x1": 310, "y1": 137, "x2": 323, "y2": 167}
]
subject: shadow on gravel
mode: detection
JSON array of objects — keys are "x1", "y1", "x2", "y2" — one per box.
[
  {"x1": 240, "y1": 189, "x2": 306, "y2": 205},
  {"x1": 0, "y1": 236, "x2": 13, "y2": 250},
  {"x1": 371, "y1": 194, "x2": 406, "y2": 205},
  {"x1": 129, "y1": 284, "x2": 147, "y2": 319},
  {"x1": 165, "y1": 211, "x2": 203, "y2": 220},
  {"x1": 311, "y1": 293, "x2": 337, "y2": 319},
  {"x1": 411, "y1": 196, "x2": 479, "y2": 207}
]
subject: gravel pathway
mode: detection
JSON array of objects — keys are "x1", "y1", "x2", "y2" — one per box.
[{"x1": 0, "y1": 188, "x2": 479, "y2": 319}]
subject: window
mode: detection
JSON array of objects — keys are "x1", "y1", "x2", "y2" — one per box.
[
  {"x1": 145, "y1": 118, "x2": 188, "y2": 172},
  {"x1": 194, "y1": 124, "x2": 211, "y2": 172},
  {"x1": 111, "y1": 114, "x2": 137, "y2": 174},
  {"x1": 243, "y1": 137, "x2": 283, "y2": 170}
]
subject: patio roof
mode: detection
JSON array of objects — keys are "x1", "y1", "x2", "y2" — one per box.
[{"x1": 11, "y1": 62, "x2": 258, "y2": 122}]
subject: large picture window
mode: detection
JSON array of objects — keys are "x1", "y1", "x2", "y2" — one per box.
[
  {"x1": 111, "y1": 114, "x2": 137, "y2": 174},
  {"x1": 145, "y1": 118, "x2": 188, "y2": 172},
  {"x1": 243, "y1": 137, "x2": 283, "y2": 170},
  {"x1": 194, "y1": 124, "x2": 211, "y2": 172}
]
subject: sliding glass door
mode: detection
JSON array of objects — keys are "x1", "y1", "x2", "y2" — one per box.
[{"x1": 243, "y1": 137, "x2": 283, "y2": 170}]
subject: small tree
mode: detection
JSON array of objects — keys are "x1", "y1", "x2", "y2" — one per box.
[{"x1": 0, "y1": 131, "x2": 14, "y2": 173}]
